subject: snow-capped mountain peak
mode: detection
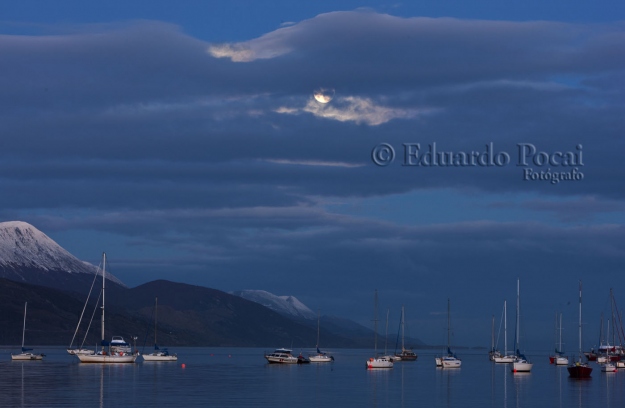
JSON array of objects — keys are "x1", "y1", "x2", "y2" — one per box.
[
  {"x1": 232, "y1": 289, "x2": 317, "y2": 320},
  {"x1": 0, "y1": 220, "x2": 125, "y2": 286}
]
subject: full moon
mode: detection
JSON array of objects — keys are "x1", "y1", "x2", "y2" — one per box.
[{"x1": 313, "y1": 88, "x2": 335, "y2": 104}]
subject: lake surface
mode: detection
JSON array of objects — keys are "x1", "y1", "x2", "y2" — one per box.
[{"x1": 0, "y1": 347, "x2": 623, "y2": 407}]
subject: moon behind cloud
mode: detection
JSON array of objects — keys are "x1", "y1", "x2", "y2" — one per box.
[{"x1": 313, "y1": 88, "x2": 335, "y2": 104}]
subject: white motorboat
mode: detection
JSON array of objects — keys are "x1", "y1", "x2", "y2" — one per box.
[
  {"x1": 264, "y1": 348, "x2": 298, "y2": 364},
  {"x1": 11, "y1": 302, "x2": 44, "y2": 361},
  {"x1": 110, "y1": 336, "x2": 133, "y2": 354},
  {"x1": 366, "y1": 356, "x2": 394, "y2": 369},
  {"x1": 601, "y1": 362, "x2": 617, "y2": 372},
  {"x1": 441, "y1": 355, "x2": 462, "y2": 368},
  {"x1": 76, "y1": 253, "x2": 137, "y2": 364}
]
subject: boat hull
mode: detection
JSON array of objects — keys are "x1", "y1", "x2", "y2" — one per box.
[
  {"x1": 441, "y1": 357, "x2": 461, "y2": 368},
  {"x1": 11, "y1": 353, "x2": 43, "y2": 361},
  {"x1": 512, "y1": 360, "x2": 533, "y2": 372},
  {"x1": 366, "y1": 357, "x2": 393, "y2": 369},
  {"x1": 394, "y1": 351, "x2": 417, "y2": 361},
  {"x1": 568, "y1": 363, "x2": 592, "y2": 378},
  {"x1": 309, "y1": 355, "x2": 333, "y2": 363},
  {"x1": 142, "y1": 354, "x2": 178, "y2": 362},
  {"x1": 555, "y1": 357, "x2": 569, "y2": 365},
  {"x1": 493, "y1": 355, "x2": 515, "y2": 363},
  {"x1": 601, "y1": 363, "x2": 617, "y2": 372},
  {"x1": 77, "y1": 353, "x2": 137, "y2": 363}
]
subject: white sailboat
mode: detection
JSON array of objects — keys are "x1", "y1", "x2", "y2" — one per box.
[
  {"x1": 76, "y1": 253, "x2": 137, "y2": 363},
  {"x1": 309, "y1": 311, "x2": 333, "y2": 362},
  {"x1": 67, "y1": 268, "x2": 99, "y2": 355},
  {"x1": 512, "y1": 279, "x2": 533, "y2": 373},
  {"x1": 493, "y1": 300, "x2": 515, "y2": 363},
  {"x1": 142, "y1": 297, "x2": 178, "y2": 362},
  {"x1": 600, "y1": 318, "x2": 616, "y2": 372},
  {"x1": 366, "y1": 290, "x2": 393, "y2": 369},
  {"x1": 554, "y1": 313, "x2": 569, "y2": 365},
  {"x1": 11, "y1": 302, "x2": 44, "y2": 361},
  {"x1": 436, "y1": 298, "x2": 461, "y2": 368}
]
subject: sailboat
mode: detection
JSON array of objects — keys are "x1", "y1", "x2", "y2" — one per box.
[
  {"x1": 67, "y1": 268, "x2": 99, "y2": 355},
  {"x1": 394, "y1": 305, "x2": 417, "y2": 361},
  {"x1": 366, "y1": 290, "x2": 393, "y2": 369},
  {"x1": 308, "y1": 311, "x2": 333, "y2": 362},
  {"x1": 512, "y1": 279, "x2": 533, "y2": 373},
  {"x1": 142, "y1": 297, "x2": 178, "y2": 362},
  {"x1": 436, "y1": 298, "x2": 461, "y2": 368},
  {"x1": 568, "y1": 280, "x2": 592, "y2": 378},
  {"x1": 489, "y1": 314, "x2": 501, "y2": 361},
  {"x1": 76, "y1": 253, "x2": 137, "y2": 363},
  {"x1": 554, "y1": 313, "x2": 569, "y2": 365},
  {"x1": 493, "y1": 300, "x2": 515, "y2": 363},
  {"x1": 11, "y1": 302, "x2": 44, "y2": 361}
]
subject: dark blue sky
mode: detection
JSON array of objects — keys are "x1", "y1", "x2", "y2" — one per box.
[{"x1": 1, "y1": 1, "x2": 624, "y2": 350}]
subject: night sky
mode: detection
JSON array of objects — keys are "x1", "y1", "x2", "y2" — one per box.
[{"x1": 1, "y1": 0, "x2": 624, "y2": 350}]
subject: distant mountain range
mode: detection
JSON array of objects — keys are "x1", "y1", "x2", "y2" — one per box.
[
  {"x1": 231, "y1": 290, "x2": 317, "y2": 320},
  {"x1": 0, "y1": 221, "x2": 425, "y2": 349}
]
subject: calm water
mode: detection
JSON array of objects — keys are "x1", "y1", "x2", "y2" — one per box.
[{"x1": 0, "y1": 347, "x2": 624, "y2": 407}]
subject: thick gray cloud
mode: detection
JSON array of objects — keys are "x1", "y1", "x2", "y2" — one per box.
[{"x1": 1, "y1": 11, "x2": 623, "y2": 347}]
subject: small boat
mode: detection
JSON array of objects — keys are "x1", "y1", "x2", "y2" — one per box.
[
  {"x1": 76, "y1": 253, "x2": 137, "y2": 364},
  {"x1": 297, "y1": 353, "x2": 311, "y2": 364},
  {"x1": 554, "y1": 313, "x2": 569, "y2": 365},
  {"x1": 568, "y1": 281, "x2": 592, "y2": 378},
  {"x1": 366, "y1": 290, "x2": 393, "y2": 369},
  {"x1": 601, "y1": 362, "x2": 617, "y2": 372},
  {"x1": 264, "y1": 348, "x2": 298, "y2": 364},
  {"x1": 512, "y1": 280, "x2": 533, "y2": 373},
  {"x1": 11, "y1": 302, "x2": 44, "y2": 361},
  {"x1": 308, "y1": 311, "x2": 333, "y2": 363},
  {"x1": 142, "y1": 297, "x2": 177, "y2": 362},
  {"x1": 493, "y1": 300, "x2": 515, "y2": 363},
  {"x1": 437, "y1": 299, "x2": 461, "y2": 368},
  {"x1": 394, "y1": 306, "x2": 417, "y2": 361}
]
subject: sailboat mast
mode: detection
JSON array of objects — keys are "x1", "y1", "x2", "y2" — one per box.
[
  {"x1": 516, "y1": 279, "x2": 520, "y2": 351},
  {"x1": 385, "y1": 308, "x2": 389, "y2": 355},
  {"x1": 559, "y1": 312, "x2": 563, "y2": 353},
  {"x1": 401, "y1": 305, "x2": 405, "y2": 351},
  {"x1": 21, "y1": 302, "x2": 27, "y2": 349},
  {"x1": 155, "y1": 297, "x2": 158, "y2": 345},
  {"x1": 578, "y1": 281, "x2": 582, "y2": 359},
  {"x1": 374, "y1": 290, "x2": 378, "y2": 355},
  {"x1": 101, "y1": 252, "x2": 106, "y2": 343},
  {"x1": 504, "y1": 300, "x2": 508, "y2": 355},
  {"x1": 447, "y1": 298, "x2": 451, "y2": 350},
  {"x1": 491, "y1": 315, "x2": 495, "y2": 352}
]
